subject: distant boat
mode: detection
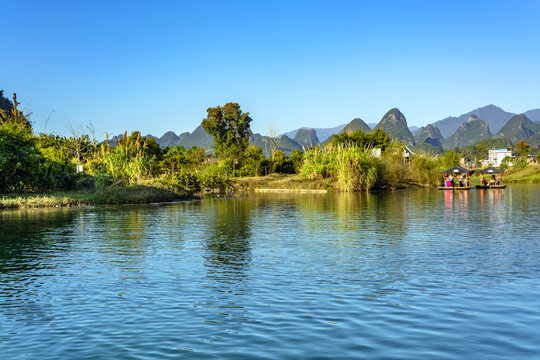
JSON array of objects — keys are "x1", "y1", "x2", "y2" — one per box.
[
  {"x1": 440, "y1": 165, "x2": 475, "y2": 190},
  {"x1": 476, "y1": 167, "x2": 506, "y2": 189},
  {"x1": 438, "y1": 186, "x2": 474, "y2": 190},
  {"x1": 475, "y1": 185, "x2": 506, "y2": 189}
]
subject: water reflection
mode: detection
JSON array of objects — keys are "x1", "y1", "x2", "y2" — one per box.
[
  {"x1": 0, "y1": 208, "x2": 79, "y2": 273},
  {"x1": 1, "y1": 187, "x2": 539, "y2": 360},
  {"x1": 0, "y1": 208, "x2": 81, "y2": 326},
  {"x1": 200, "y1": 198, "x2": 253, "y2": 282}
]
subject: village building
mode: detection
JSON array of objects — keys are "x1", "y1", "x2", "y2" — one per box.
[{"x1": 488, "y1": 148, "x2": 512, "y2": 167}]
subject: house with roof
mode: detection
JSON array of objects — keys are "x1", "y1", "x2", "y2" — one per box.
[{"x1": 488, "y1": 148, "x2": 512, "y2": 167}]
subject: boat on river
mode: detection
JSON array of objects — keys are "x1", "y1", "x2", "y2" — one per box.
[
  {"x1": 476, "y1": 167, "x2": 506, "y2": 189},
  {"x1": 475, "y1": 184, "x2": 507, "y2": 189},
  {"x1": 438, "y1": 186, "x2": 474, "y2": 190},
  {"x1": 440, "y1": 165, "x2": 475, "y2": 190}
]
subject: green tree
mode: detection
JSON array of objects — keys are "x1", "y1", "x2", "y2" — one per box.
[
  {"x1": 0, "y1": 122, "x2": 41, "y2": 192},
  {"x1": 202, "y1": 103, "x2": 252, "y2": 169},
  {"x1": 0, "y1": 93, "x2": 32, "y2": 130},
  {"x1": 0, "y1": 90, "x2": 13, "y2": 113},
  {"x1": 290, "y1": 149, "x2": 304, "y2": 173},
  {"x1": 241, "y1": 145, "x2": 267, "y2": 176},
  {"x1": 161, "y1": 145, "x2": 188, "y2": 175},
  {"x1": 442, "y1": 151, "x2": 460, "y2": 168},
  {"x1": 515, "y1": 140, "x2": 530, "y2": 157}
]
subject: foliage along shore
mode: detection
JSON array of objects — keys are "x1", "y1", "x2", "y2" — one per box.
[
  {"x1": 0, "y1": 183, "x2": 198, "y2": 210},
  {"x1": 2, "y1": 92, "x2": 539, "y2": 210}
]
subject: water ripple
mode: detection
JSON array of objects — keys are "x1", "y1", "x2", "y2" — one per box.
[{"x1": 1, "y1": 188, "x2": 539, "y2": 359}]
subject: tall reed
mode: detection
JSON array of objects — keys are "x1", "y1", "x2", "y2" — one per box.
[
  {"x1": 301, "y1": 143, "x2": 385, "y2": 191},
  {"x1": 96, "y1": 131, "x2": 155, "y2": 184}
]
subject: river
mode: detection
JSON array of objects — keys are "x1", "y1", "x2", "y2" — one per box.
[{"x1": 1, "y1": 186, "x2": 539, "y2": 359}]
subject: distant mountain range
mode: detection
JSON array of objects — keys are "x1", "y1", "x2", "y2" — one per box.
[
  {"x1": 441, "y1": 115, "x2": 492, "y2": 149},
  {"x1": 124, "y1": 104, "x2": 540, "y2": 154}
]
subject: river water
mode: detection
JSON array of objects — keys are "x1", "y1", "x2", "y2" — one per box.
[{"x1": 1, "y1": 186, "x2": 539, "y2": 359}]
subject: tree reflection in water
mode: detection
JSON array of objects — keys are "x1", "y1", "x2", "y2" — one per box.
[{"x1": 200, "y1": 198, "x2": 253, "y2": 284}]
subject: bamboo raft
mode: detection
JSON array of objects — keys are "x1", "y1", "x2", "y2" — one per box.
[
  {"x1": 437, "y1": 186, "x2": 474, "y2": 190},
  {"x1": 475, "y1": 185, "x2": 506, "y2": 189}
]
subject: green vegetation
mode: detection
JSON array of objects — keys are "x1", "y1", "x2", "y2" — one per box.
[
  {"x1": 0, "y1": 185, "x2": 192, "y2": 209},
  {"x1": 503, "y1": 164, "x2": 540, "y2": 183},
  {"x1": 2, "y1": 91, "x2": 538, "y2": 208},
  {"x1": 202, "y1": 102, "x2": 252, "y2": 173},
  {"x1": 0, "y1": 95, "x2": 309, "y2": 208},
  {"x1": 330, "y1": 128, "x2": 392, "y2": 150},
  {"x1": 301, "y1": 138, "x2": 444, "y2": 190}
]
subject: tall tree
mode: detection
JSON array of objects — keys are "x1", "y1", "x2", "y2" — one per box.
[
  {"x1": 0, "y1": 93, "x2": 32, "y2": 130},
  {"x1": 0, "y1": 90, "x2": 12, "y2": 113},
  {"x1": 515, "y1": 140, "x2": 530, "y2": 157},
  {"x1": 202, "y1": 102, "x2": 252, "y2": 162}
]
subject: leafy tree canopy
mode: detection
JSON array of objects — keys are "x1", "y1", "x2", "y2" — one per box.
[
  {"x1": 442, "y1": 151, "x2": 461, "y2": 169},
  {"x1": 0, "y1": 92, "x2": 32, "y2": 131},
  {"x1": 515, "y1": 140, "x2": 530, "y2": 157},
  {"x1": 202, "y1": 102, "x2": 252, "y2": 160}
]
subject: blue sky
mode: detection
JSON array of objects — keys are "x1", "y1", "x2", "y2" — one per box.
[{"x1": 1, "y1": 0, "x2": 539, "y2": 138}]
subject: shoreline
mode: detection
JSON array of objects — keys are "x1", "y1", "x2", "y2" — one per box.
[{"x1": 2, "y1": 167, "x2": 539, "y2": 210}]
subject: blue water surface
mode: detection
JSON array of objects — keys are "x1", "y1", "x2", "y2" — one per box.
[{"x1": 1, "y1": 186, "x2": 539, "y2": 359}]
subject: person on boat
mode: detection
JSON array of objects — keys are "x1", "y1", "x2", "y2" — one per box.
[
  {"x1": 458, "y1": 176, "x2": 463, "y2": 187},
  {"x1": 481, "y1": 176, "x2": 486, "y2": 186},
  {"x1": 490, "y1": 175, "x2": 496, "y2": 185},
  {"x1": 496, "y1": 175, "x2": 502, "y2": 185},
  {"x1": 463, "y1": 176, "x2": 468, "y2": 187}
]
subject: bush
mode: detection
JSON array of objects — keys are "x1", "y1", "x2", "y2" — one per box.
[
  {"x1": 512, "y1": 158, "x2": 528, "y2": 169},
  {"x1": 271, "y1": 150, "x2": 295, "y2": 174},
  {"x1": 94, "y1": 172, "x2": 111, "y2": 191},
  {"x1": 0, "y1": 122, "x2": 41, "y2": 192},
  {"x1": 301, "y1": 143, "x2": 385, "y2": 190},
  {"x1": 410, "y1": 155, "x2": 442, "y2": 186}
]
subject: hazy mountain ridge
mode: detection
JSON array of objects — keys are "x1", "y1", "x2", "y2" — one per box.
[
  {"x1": 135, "y1": 104, "x2": 540, "y2": 153},
  {"x1": 433, "y1": 105, "x2": 519, "y2": 138},
  {"x1": 281, "y1": 124, "x2": 346, "y2": 143},
  {"x1": 495, "y1": 114, "x2": 540, "y2": 144},
  {"x1": 441, "y1": 115, "x2": 492, "y2": 149}
]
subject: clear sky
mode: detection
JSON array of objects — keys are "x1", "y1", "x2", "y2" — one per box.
[{"x1": 1, "y1": 0, "x2": 539, "y2": 138}]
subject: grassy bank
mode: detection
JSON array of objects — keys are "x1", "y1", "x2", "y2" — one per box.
[
  {"x1": 235, "y1": 174, "x2": 335, "y2": 192},
  {"x1": 234, "y1": 173, "x2": 420, "y2": 192},
  {"x1": 503, "y1": 164, "x2": 540, "y2": 183},
  {"x1": 0, "y1": 184, "x2": 195, "y2": 210}
]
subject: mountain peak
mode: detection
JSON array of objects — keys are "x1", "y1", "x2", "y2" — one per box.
[
  {"x1": 468, "y1": 114, "x2": 481, "y2": 122},
  {"x1": 442, "y1": 118, "x2": 492, "y2": 149},
  {"x1": 340, "y1": 118, "x2": 371, "y2": 134},
  {"x1": 414, "y1": 124, "x2": 443, "y2": 149},
  {"x1": 294, "y1": 128, "x2": 319, "y2": 147},
  {"x1": 375, "y1": 108, "x2": 415, "y2": 146},
  {"x1": 496, "y1": 113, "x2": 539, "y2": 144}
]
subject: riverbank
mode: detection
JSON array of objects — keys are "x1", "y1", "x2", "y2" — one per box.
[
  {"x1": 503, "y1": 164, "x2": 540, "y2": 183},
  {"x1": 234, "y1": 173, "x2": 416, "y2": 192},
  {"x1": 234, "y1": 174, "x2": 334, "y2": 192},
  {"x1": 0, "y1": 185, "x2": 195, "y2": 210}
]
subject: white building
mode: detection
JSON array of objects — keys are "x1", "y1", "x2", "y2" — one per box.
[{"x1": 488, "y1": 148, "x2": 512, "y2": 167}]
